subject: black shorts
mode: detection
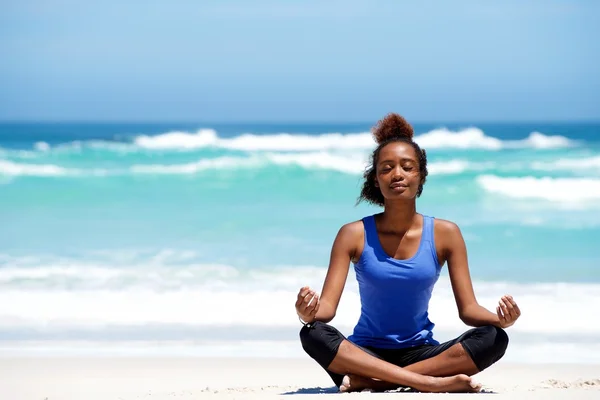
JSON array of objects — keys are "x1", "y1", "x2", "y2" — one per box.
[{"x1": 300, "y1": 321, "x2": 509, "y2": 387}]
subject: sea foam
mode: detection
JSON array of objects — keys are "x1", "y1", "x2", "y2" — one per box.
[
  {"x1": 532, "y1": 156, "x2": 600, "y2": 171},
  {"x1": 0, "y1": 160, "x2": 73, "y2": 177},
  {"x1": 0, "y1": 155, "x2": 482, "y2": 177},
  {"x1": 477, "y1": 175, "x2": 600, "y2": 203},
  {"x1": 131, "y1": 128, "x2": 576, "y2": 152},
  {"x1": 0, "y1": 260, "x2": 598, "y2": 337},
  {"x1": 0, "y1": 160, "x2": 111, "y2": 177}
]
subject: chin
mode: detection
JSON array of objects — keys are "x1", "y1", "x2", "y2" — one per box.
[{"x1": 385, "y1": 194, "x2": 415, "y2": 201}]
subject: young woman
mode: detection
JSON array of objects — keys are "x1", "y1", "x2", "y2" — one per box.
[{"x1": 295, "y1": 113, "x2": 521, "y2": 393}]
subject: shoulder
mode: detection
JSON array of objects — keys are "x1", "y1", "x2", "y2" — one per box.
[
  {"x1": 432, "y1": 218, "x2": 464, "y2": 249},
  {"x1": 334, "y1": 219, "x2": 365, "y2": 261},
  {"x1": 337, "y1": 219, "x2": 365, "y2": 240},
  {"x1": 433, "y1": 218, "x2": 462, "y2": 236}
]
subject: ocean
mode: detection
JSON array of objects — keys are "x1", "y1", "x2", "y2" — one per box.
[{"x1": 1, "y1": 121, "x2": 599, "y2": 363}]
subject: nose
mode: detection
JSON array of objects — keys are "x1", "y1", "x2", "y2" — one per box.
[{"x1": 392, "y1": 166, "x2": 404, "y2": 181}]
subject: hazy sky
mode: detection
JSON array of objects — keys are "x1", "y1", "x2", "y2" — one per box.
[{"x1": 1, "y1": 0, "x2": 598, "y2": 122}]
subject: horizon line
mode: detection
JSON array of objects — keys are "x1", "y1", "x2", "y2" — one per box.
[{"x1": 1, "y1": 118, "x2": 599, "y2": 125}]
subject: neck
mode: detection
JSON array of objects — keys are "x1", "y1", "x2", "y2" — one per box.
[{"x1": 380, "y1": 200, "x2": 418, "y2": 232}]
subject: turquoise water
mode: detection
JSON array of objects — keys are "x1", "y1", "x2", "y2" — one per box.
[{"x1": 1, "y1": 122, "x2": 599, "y2": 361}]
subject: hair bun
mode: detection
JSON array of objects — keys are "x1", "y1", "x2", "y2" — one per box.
[{"x1": 372, "y1": 113, "x2": 414, "y2": 144}]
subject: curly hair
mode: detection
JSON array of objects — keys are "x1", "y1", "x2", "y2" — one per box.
[{"x1": 357, "y1": 113, "x2": 428, "y2": 206}]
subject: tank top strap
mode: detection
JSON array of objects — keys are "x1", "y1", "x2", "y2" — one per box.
[
  {"x1": 422, "y1": 215, "x2": 433, "y2": 241},
  {"x1": 421, "y1": 214, "x2": 440, "y2": 267},
  {"x1": 361, "y1": 215, "x2": 378, "y2": 249}
]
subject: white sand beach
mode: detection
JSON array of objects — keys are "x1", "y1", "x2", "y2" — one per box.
[{"x1": 1, "y1": 357, "x2": 599, "y2": 400}]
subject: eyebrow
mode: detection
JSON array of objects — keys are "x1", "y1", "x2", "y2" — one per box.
[{"x1": 378, "y1": 157, "x2": 417, "y2": 165}]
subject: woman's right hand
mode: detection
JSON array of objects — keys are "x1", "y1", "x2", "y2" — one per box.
[{"x1": 295, "y1": 286, "x2": 320, "y2": 323}]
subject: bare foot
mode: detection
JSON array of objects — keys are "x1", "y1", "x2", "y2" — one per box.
[
  {"x1": 339, "y1": 374, "x2": 398, "y2": 393},
  {"x1": 340, "y1": 374, "x2": 481, "y2": 394},
  {"x1": 339, "y1": 375, "x2": 367, "y2": 393},
  {"x1": 427, "y1": 374, "x2": 481, "y2": 393}
]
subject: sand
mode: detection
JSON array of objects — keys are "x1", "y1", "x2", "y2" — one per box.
[{"x1": 1, "y1": 357, "x2": 599, "y2": 399}]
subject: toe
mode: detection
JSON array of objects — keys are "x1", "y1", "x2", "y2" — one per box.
[
  {"x1": 339, "y1": 375, "x2": 351, "y2": 393},
  {"x1": 470, "y1": 380, "x2": 482, "y2": 392}
]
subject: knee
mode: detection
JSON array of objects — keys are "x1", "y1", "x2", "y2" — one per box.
[
  {"x1": 484, "y1": 325, "x2": 509, "y2": 356},
  {"x1": 299, "y1": 321, "x2": 326, "y2": 354},
  {"x1": 460, "y1": 325, "x2": 510, "y2": 372},
  {"x1": 471, "y1": 325, "x2": 509, "y2": 369},
  {"x1": 299, "y1": 321, "x2": 343, "y2": 361}
]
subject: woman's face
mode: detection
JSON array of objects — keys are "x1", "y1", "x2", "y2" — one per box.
[{"x1": 375, "y1": 141, "x2": 422, "y2": 201}]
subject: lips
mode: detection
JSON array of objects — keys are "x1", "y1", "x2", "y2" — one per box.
[{"x1": 390, "y1": 182, "x2": 408, "y2": 189}]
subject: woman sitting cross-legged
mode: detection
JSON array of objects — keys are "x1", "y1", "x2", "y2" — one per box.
[{"x1": 295, "y1": 113, "x2": 521, "y2": 393}]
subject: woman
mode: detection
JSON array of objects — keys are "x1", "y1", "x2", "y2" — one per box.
[{"x1": 295, "y1": 113, "x2": 521, "y2": 393}]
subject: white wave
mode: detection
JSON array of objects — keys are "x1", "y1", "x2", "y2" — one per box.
[
  {"x1": 428, "y1": 160, "x2": 472, "y2": 174},
  {"x1": 1, "y1": 128, "x2": 578, "y2": 157},
  {"x1": 131, "y1": 128, "x2": 578, "y2": 152},
  {"x1": 0, "y1": 148, "x2": 39, "y2": 158},
  {"x1": 129, "y1": 153, "x2": 366, "y2": 175},
  {"x1": 266, "y1": 152, "x2": 367, "y2": 174},
  {"x1": 532, "y1": 156, "x2": 600, "y2": 171},
  {"x1": 134, "y1": 129, "x2": 375, "y2": 151},
  {"x1": 0, "y1": 262, "x2": 599, "y2": 337},
  {"x1": 1, "y1": 155, "x2": 479, "y2": 178},
  {"x1": 477, "y1": 175, "x2": 600, "y2": 203},
  {"x1": 6, "y1": 154, "x2": 594, "y2": 181},
  {"x1": 130, "y1": 156, "x2": 266, "y2": 174},
  {"x1": 512, "y1": 132, "x2": 576, "y2": 149},
  {"x1": 415, "y1": 128, "x2": 503, "y2": 150},
  {"x1": 417, "y1": 129, "x2": 577, "y2": 150},
  {"x1": 0, "y1": 160, "x2": 74, "y2": 176},
  {"x1": 0, "y1": 160, "x2": 111, "y2": 177},
  {"x1": 52, "y1": 140, "x2": 135, "y2": 153},
  {"x1": 132, "y1": 155, "x2": 481, "y2": 176},
  {"x1": 134, "y1": 129, "x2": 220, "y2": 150},
  {"x1": 134, "y1": 128, "x2": 490, "y2": 151},
  {"x1": 34, "y1": 141, "x2": 51, "y2": 152}
]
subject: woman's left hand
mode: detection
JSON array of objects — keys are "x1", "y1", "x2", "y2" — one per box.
[{"x1": 496, "y1": 295, "x2": 521, "y2": 328}]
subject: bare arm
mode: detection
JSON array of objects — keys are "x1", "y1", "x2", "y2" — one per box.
[
  {"x1": 438, "y1": 220, "x2": 521, "y2": 328},
  {"x1": 295, "y1": 221, "x2": 362, "y2": 324}
]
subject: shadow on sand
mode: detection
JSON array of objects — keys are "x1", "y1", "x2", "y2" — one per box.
[
  {"x1": 281, "y1": 386, "x2": 496, "y2": 395},
  {"x1": 281, "y1": 386, "x2": 339, "y2": 395}
]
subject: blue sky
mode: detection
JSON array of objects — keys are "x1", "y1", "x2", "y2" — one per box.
[{"x1": 1, "y1": 0, "x2": 598, "y2": 122}]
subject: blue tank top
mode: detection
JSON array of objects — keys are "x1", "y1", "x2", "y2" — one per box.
[{"x1": 347, "y1": 214, "x2": 442, "y2": 349}]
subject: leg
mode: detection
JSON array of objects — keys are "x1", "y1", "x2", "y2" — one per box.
[
  {"x1": 298, "y1": 321, "x2": 349, "y2": 387},
  {"x1": 299, "y1": 321, "x2": 480, "y2": 393},
  {"x1": 405, "y1": 325, "x2": 510, "y2": 376},
  {"x1": 405, "y1": 343, "x2": 479, "y2": 376},
  {"x1": 340, "y1": 325, "x2": 509, "y2": 392},
  {"x1": 329, "y1": 340, "x2": 478, "y2": 393}
]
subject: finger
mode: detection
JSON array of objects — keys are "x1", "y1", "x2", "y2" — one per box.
[
  {"x1": 496, "y1": 305, "x2": 505, "y2": 322},
  {"x1": 295, "y1": 287, "x2": 310, "y2": 307},
  {"x1": 303, "y1": 291, "x2": 316, "y2": 308},
  {"x1": 496, "y1": 306, "x2": 506, "y2": 328},
  {"x1": 502, "y1": 296, "x2": 517, "y2": 319},
  {"x1": 507, "y1": 296, "x2": 521, "y2": 317},
  {"x1": 300, "y1": 287, "x2": 311, "y2": 298},
  {"x1": 308, "y1": 295, "x2": 320, "y2": 316},
  {"x1": 499, "y1": 298, "x2": 510, "y2": 319},
  {"x1": 304, "y1": 293, "x2": 317, "y2": 311},
  {"x1": 302, "y1": 290, "x2": 314, "y2": 304},
  {"x1": 306, "y1": 296, "x2": 318, "y2": 313}
]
